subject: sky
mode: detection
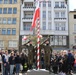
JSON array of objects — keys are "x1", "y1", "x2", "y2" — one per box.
[{"x1": 69, "y1": 0, "x2": 76, "y2": 11}]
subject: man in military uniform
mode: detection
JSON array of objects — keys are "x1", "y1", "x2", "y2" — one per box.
[
  {"x1": 40, "y1": 49, "x2": 45, "y2": 69},
  {"x1": 27, "y1": 41, "x2": 34, "y2": 69},
  {"x1": 44, "y1": 41, "x2": 52, "y2": 70}
]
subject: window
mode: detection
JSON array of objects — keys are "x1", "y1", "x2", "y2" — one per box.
[
  {"x1": 14, "y1": 0, "x2": 17, "y2": 3},
  {"x1": 0, "y1": 0, "x2": 2, "y2": 4},
  {"x1": 0, "y1": 28, "x2": 1, "y2": 34},
  {"x1": 8, "y1": 8, "x2": 12, "y2": 14},
  {"x1": 55, "y1": 12, "x2": 59, "y2": 18},
  {"x1": 8, "y1": 41, "x2": 17, "y2": 47},
  {"x1": 50, "y1": 36, "x2": 54, "y2": 45},
  {"x1": 74, "y1": 15, "x2": 76, "y2": 19},
  {"x1": 61, "y1": 12, "x2": 65, "y2": 18},
  {"x1": 7, "y1": 18, "x2": 12, "y2": 24},
  {"x1": 63, "y1": 36, "x2": 66, "y2": 45},
  {"x1": 4, "y1": 0, "x2": 8, "y2": 4},
  {"x1": 74, "y1": 24, "x2": 76, "y2": 31},
  {"x1": 12, "y1": 28, "x2": 16, "y2": 35},
  {"x1": 59, "y1": 36, "x2": 62, "y2": 45},
  {"x1": 61, "y1": 23, "x2": 65, "y2": 31},
  {"x1": 7, "y1": 28, "x2": 11, "y2": 35},
  {"x1": 12, "y1": 18, "x2": 16, "y2": 24},
  {"x1": 48, "y1": 22, "x2": 51, "y2": 30},
  {"x1": 2, "y1": 28, "x2": 6, "y2": 35},
  {"x1": 8, "y1": 41, "x2": 12, "y2": 47},
  {"x1": 0, "y1": 8, "x2": 2, "y2": 14},
  {"x1": 43, "y1": 11, "x2": 46, "y2": 18},
  {"x1": 42, "y1": 22, "x2": 46, "y2": 30},
  {"x1": 61, "y1": 2, "x2": 65, "y2": 8},
  {"x1": 13, "y1": 41, "x2": 17, "y2": 47},
  {"x1": 0, "y1": 41, "x2": 4, "y2": 47},
  {"x1": 43, "y1": 1, "x2": 46, "y2": 7},
  {"x1": 13, "y1": 8, "x2": 17, "y2": 14},
  {"x1": 55, "y1": 23, "x2": 60, "y2": 31},
  {"x1": 74, "y1": 36, "x2": 76, "y2": 43},
  {"x1": 3, "y1": 8, "x2": 7, "y2": 14},
  {"x1": 54, "y1": 36, "x2": 58, "y2": 45},
  {"x1": 9, "y1": 0, "x2": 12, "y2": 4},
  {"x1": 55, "y1": 2, "x2": 59, "y2": 7},
  {"x1": 0, "y1": 18, "x2": 2, "y2": 24},
  {"x1": 48, "y1": 11, "x2": 51, "y2": 19},
  {"x1": 23, "y1": 24, "x2": 31, "y2": 30},
  {"x1": 3, "y1": 18, "x2": 7, "y2": 24},
  {"x1": 48, "y1": 1, "x2": 51, "y2": 7},
  {"x1": 39, "y1": 2, "x2": 41, "y2": 7}
]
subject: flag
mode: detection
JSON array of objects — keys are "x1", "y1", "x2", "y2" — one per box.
[{"x1": 30, "y1": 1, "x2": 40, "y2": 30}]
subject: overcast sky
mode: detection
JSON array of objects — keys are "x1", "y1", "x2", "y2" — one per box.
[{"x1": 69, "y1": 0, "x2": 76, "y2": 11}]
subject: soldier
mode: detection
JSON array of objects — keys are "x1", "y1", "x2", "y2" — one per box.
[
  {"x1": 40, "y1": 49, "x2": 45, "y2": 69},
  {"x1": 27, "y1": 41, "x2": 34, "y2": 69},
  {"x1": 44, "y1": 40, "x2": 52, "y2": 70}
]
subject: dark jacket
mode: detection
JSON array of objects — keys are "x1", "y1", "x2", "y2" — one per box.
[
  {"x1": 2, "y1": 54, "x2": 6, "y2": 63},
  {"x1": 15, "y1": 55, "x2": 21, "y2": 64},
  {"x1": 9, "y1": 56, "x2": 15, "y2": 65},
  {"x1": 21, "y1": 53, "x2": 28, "y2": 65},
  {"x1": 67, "y1": 53, "x2": 75, "y2": 65}
]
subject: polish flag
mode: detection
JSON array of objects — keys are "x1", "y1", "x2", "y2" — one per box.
[{"x1": 30, "y1": 1, "x2": 40, "y2": 30}]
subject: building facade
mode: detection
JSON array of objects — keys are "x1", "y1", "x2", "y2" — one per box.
[
  {"x1": 0, "y1": 0, "x2": 20, "y2": 50},
  {"x1": 69, "y1": 10, "x2": 76, "y2": 49},
  {"x1": 20, "y1": 0, "x2": 69, "y2": 50}
]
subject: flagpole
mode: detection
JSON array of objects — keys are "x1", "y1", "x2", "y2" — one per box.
[
  {"x1": 37, "y1": 18, "x2": 40, "y2": 70},
  {"x1": 31, "y1": 0, "x2": 41, "y2": 70}
]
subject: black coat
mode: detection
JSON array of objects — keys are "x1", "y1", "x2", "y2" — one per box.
[
  {"x1": 15, "y1": 55, "x2": 21, "y2": 64},
  {"x1": 9, "y1": 56, "x2": 15, "y2": 65}
]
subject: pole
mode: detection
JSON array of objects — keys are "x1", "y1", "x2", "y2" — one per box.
[{"x1": 37, "y1": 18, "x2": 40, "y2": 70}]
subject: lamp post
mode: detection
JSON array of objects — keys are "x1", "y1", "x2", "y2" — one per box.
[{"x1": 19, "y1": 0, "x2": 24, "y2": 53}]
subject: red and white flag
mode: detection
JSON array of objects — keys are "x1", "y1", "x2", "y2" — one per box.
[{"x1": 30, "y1": 1, "x2": 40, "y2": 30}]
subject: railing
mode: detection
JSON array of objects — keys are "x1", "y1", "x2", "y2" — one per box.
[
  {"x1": 23, "y1": 6, "x2": 35, "y2": 8},
  {"x1": 54, "y1": 6, "x2": 66, "y2": 8},
  {"x1": 22, "y1": 17, "x2": 33, "y2": 19},
  {"x1": 54, "y1": 18, "x2": 66, "y2": 20}
]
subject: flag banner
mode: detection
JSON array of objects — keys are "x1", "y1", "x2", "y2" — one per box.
[{"x1": 30, "y1": 1, "x2": 40, "y2": 30}]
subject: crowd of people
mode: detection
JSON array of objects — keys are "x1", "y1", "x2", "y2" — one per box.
[
  {"x1": 0, "y1": 49, "x2": 76, "y2": 75},
  {"x1": 49, "y1": 50, "x2": 76, "y2": 75},
  {"x1": 0, "y1": 50, "x2": 28, "y2": 75}
]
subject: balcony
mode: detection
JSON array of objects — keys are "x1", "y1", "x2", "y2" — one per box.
[
  {"x1": 54, "y1": 6, "x2": 66, "y2": 10},
  {"x1": 23, "y1": 6, "x2": 35, "y2": 11},
  {"x1": 54, "y1": 6, "x2": 66, "y2": 8},
  {"x1": 40, "y1": 29, "x2": 68, "y2": 35},
  {"x1": 20, "y1": 30, "x2": 33, "y2": 35},
  {"x1": 23, "y1": 15, "x2": 33, "y2": 19},
  {"x1": 22, "y1": 17, "x2": 32, "y2": 22},
  {"x1": 24, "y1": 0, "x2": 34, "y2": 2},
  {"x1": 54, "y1": 18, "x2": 66, "y2": 21}
]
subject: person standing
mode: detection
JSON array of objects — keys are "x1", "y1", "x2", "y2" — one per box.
[
  {"x1": 15, "y1": 52, "x2": 21, "y2": 75},
  {"x1": 67, "y1": 50, "x2": 75, "y2": 74},
  {"x1": 2, "y1": 50, "x2": 9, "y2": 75},
  {"x1": 9, "y1": 52, "x2": 15, "y2": 75},
  {"x1": 0, "y1": 50, "x2": 2, "y2": 72},
  {"x1": 21, "y1": 52, "x2": 28, "y2": 72}
]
